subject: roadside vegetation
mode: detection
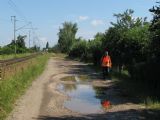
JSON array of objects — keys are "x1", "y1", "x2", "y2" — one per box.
[
  {"x1": 52, "y1": 3, "x2": 160, "y2": 109},
  {"x1": 0, "y1": 35, "x2": 41, "y2": 55},
  {"x1": 0, "y1": 54, "x2": 50, "y2": 120},
  {"x1": 0, "y1": 53, "x2": 32, "y2": 60}
]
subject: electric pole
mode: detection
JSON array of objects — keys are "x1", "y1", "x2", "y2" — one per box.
[
  {"x1": 11, "y1": 16, "x2": 16, "y2": 55},
  {"x1": 24, "y1": 27, "x2": 37, "y2": 49},
  {"x1": 29, "y1": 30, "x2": 31, "y2": 48}
]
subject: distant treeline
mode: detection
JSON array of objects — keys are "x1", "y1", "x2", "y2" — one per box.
[
  {"x1": 53, "y1": 3, "x2": 160, "y2": 98},
  {"x1": 0, "y1": 35, "x2": 41, "y2": 55}
]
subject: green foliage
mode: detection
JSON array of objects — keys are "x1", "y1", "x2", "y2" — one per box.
[
  {"x1": 57, "y1": 10, "x2": 150, "y2": 68},
  {"x1": 58, "y1": 22, "x2": 78, "y2": 53},
  {"x1": 149, "y1": 3, "x2": 160, "y2": 59},
  {"x1": 127, "y1": 2, "x2": 160, "y2": 99},
  {"x1": 46, "y1": 42, "x2": 49, "y2": 49},
  {"x1": 69, "y1": 40, "x2": 87, "y2": 59},
  {"x1": 88, "y1": 33, "x2": 104, "y2": 65},
  {"x1": 29, "y1": 45, "x2": 40, "y2": 53},
  {"x1": 0, "y1": 35, "x2": 29, "y2": 55},
  {"x1": 0, "y1": 53, "x2": 31, "y2": 60},
  {"x1": 111, "y1": 9, "x2": 135, "y2": 29},
  {"x1": 50, "y1": 44, "x2": 61, "y2": 53},
  {"x1": 0, "y1": 46, "x2": 14, "y2": 55},
  {"x1": 0, "y1": 54, "x2": 50, "y2": 120},
  {"x1": 16, "y1": 35, "x2": 26, "y2": 49},
  {"x1": 0, "y1": 35, "x2": 41, "y2": 55},
  {"x1": 123, "y1": 24, "x2": 150, "y2": 63},
  {"x1": 103, "y1": 9, "x2": 150, "y2": 66},
  {"x1": 56, "y1": 6, "x2": 160, "y2": 100},
  {"x1": 68, "y1": 33, "x2": 104, "y2": 64}
]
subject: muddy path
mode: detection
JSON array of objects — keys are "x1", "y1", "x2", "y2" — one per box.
[{"x1": 6, "y1": 56, "x2": 155, "y2": 120}]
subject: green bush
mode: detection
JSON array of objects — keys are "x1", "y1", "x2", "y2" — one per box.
[
  {"x1": 0, "y1": 46, "x2": 14, "y2": 55},
  {"x1": 88, "y1": 39, "x2": 103, "y2": 65},
  {"x1": 69, "y1": 40, "x2": 87, "y2": 58},
  {"x1": 128, "y1": 60, "x2": 160, "y2": 97}
]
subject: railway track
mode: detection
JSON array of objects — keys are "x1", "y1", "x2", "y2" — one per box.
[
  {"x1": 0, "y1": 53, "x2": 41, "y2": 79},
  {"x1": 0, "y1": 53, "x2": 41, "y2": 66}
]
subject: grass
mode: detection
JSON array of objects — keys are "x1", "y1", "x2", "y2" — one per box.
[
  {"x1": 110, "y1": 69, "x2": 160, "y2": 110},
  {"x1": 0, "y1": 53, "x2": 50, "y2": 120},
  {"x1": 86, "y1": 63, "x2": 160, "y2": 110},
  {"x1": 144, "y1": 97, "x2": 160, "y2": 109},
  {"x1": 0, "y1": 53, "x2": 32, "y2": 60}
]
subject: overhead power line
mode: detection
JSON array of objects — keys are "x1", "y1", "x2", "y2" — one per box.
[
  {"x1": 8, "y1": 0, "x2": 40, "y2": 48},
  {"x1": 16, "y1": 22, "x2": 32, "y2": 31},
  {"x1": 8, "y1": 0, "x2": 28, "y2": 23}
]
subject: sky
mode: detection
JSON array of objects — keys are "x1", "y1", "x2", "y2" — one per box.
[{"x1": 0, "y1": 0, "x2": 158, "y2": 48}]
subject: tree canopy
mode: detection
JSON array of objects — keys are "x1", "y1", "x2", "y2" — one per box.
[{"x1": 58, "y1": 22, "x2": 78, "y2": 53}]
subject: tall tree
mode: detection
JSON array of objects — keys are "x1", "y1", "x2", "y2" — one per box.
[
  {"x1": 46, "y1": 42, "x2": 49, "y2": 49},
  {"x1": 145, "y1": 2, "x2": 160, "y2": 93},
  {"x1": 89, "y1": 33, "x2": 104, "y2": 65},
  {"x1": 9, "y1": 35, "x2": 26, "y2": 48},
  {"x1": 58, "y1": 22, "x2": 78, "y2": 53},
  {"x1": 16, "y1": 35, "x2": 27, "y2": 48},
  {"x1": 6, "y1": 35, "x2": 27, "y2": 53},
  {"x1": 103, "y1": 9, "x2": 149, "y2": 67},
  {"x1": 149, "y1": 2, "x2": 160, "y2": 60}
]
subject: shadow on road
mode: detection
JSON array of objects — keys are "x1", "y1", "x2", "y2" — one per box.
[
  {"x1": 37, "y1": 109, "x2": 160, "y2": 120},
  {"x1": 50, "y1": 59, "x2": 160, "y2": 120},
  {"x1": 64, "y1": 64, "x2": 104, "y2": 80}
]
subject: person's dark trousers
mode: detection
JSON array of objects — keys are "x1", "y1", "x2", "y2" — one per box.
[{"x1": 102, "y1": 66, "x2": 110, "y2": 79}]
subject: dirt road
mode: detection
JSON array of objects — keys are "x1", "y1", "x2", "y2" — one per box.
[{"x1": 6, "y1": 56, "x2": 150, "y2": 120}]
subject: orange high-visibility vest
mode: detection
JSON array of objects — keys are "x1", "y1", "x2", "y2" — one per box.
[{"x1": 102, "y1": 56, "x2": 112, "y2": 67}]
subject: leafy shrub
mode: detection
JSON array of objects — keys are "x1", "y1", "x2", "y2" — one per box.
[{"x1": 69, "y1": 40, "x2": 87, "y2": 58}]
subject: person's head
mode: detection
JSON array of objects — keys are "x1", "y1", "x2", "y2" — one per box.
[{"x1": 105, "y1": 51, "x2": 108, "y2": 56}]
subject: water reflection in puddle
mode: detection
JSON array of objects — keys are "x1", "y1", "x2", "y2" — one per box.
[{"x1": 58, "y1": 76, "x2": 105, "y2": 114}]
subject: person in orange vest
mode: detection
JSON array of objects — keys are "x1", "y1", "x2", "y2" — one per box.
[{"x1": 101, "y1": 51, "x2": 112, "y2": 79}]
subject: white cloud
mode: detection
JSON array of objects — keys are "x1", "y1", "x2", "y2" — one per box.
[
  {"x1": 78, "y1": 16, "x2": 89, "y2": 21},
  {"x1": 91, "y1": 20, "x2": 104, "y2": 26}
]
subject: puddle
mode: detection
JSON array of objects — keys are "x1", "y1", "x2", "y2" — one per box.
[{"x1": 58, "y1": 76, "x2": 108, "y2": 114}]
